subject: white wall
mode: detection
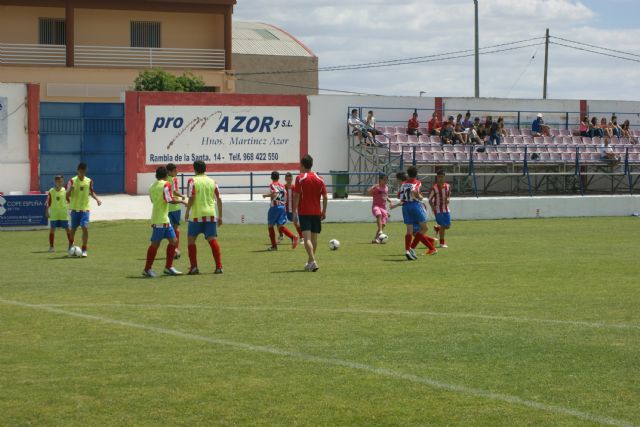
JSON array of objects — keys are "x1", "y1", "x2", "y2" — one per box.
[
  {"x1": 586, "y1": 100, "x2": 640, "y2": 127},
  {"x1": 0, "y1": 83, "x2": 29, "y2": 193}
]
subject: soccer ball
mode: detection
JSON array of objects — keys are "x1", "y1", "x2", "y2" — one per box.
[
  {"x1": 329, "y1": 239, "x2": 340, "y2": 250},
  {"x1": 377, "y1": 233, "x2": 389, "y2": 244},
  {"x1": 68, "y1": 246, "x2": 82, "y2": 257}
]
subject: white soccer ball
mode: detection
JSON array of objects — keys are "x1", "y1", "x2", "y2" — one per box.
[
  {"x1": 329, "y1": 239, "x2": 340, "y2": 250},
  {"x1": 377, "y1": 233, "x2": 389, "y2": 244},
  {"x1": 68, "y1": 246, "x2": 82, "y2": 257}
]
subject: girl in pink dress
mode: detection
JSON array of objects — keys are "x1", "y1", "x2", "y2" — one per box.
[{"x1": 368, "y1": 173, "x2": 392, "y2": 243}]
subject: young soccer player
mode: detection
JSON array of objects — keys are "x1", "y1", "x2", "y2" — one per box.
[
  {"x1": 369, "y1": 173, "x2": 392, "y2": 243},
  {"x1": 66, "y1": 162, "x2": 102, "y2": 257},
  {"x1": 166, "y1": 163, "x2": 186, "y2": 259},
  {"x1": 184, "y1": 160, "x2": 223, "y2": 274},
  {"x1": 429, "y1": 170, "x2": 452, "y2": 248},
  {"x1": 263, "y1": 171, "x2": 299, "y2": 251},
  {"x1": 398, "y1": 166, "x2": 437, "y2": 260},
  {"x1": 142, "y1": 166, "x2": 186, "y2": 278},
  {"x1": 293, "y1": 155, "x2": 328, "y2": 272},
  {"x1": 45, "y1": 175, "x2": 73, "y2": 252},
  {"x1": 282, "y1": 172, "x2": 303, "y2": 241}
]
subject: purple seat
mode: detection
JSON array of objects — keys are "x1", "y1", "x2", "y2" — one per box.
[
  {"x1": 523, "y1": 136, "x2": 533, "y2": 144},
  {"x1": 539, "y1": 153, "x2": 551, "y2": 161},
  {"x1": 476, "y1": 152, "x2": 489, "y2": 162},
  {"x1": 383, "y1": 126, "x2": 396, "y2": 134},
  {"x1": 543, "y1": 137, "x2": 554, "y2": 144},
  {"x1": 561, "y1": 153, "x2": 575, "y2": 161},
  {"x1": 442, "y1": 145, "x2": 455, "y2": 152},
  {"x1": 619, "y1": 137, "x2": 630, "y2": 144},
  {"x1": 430, "y1": 136, "x2": 442, "y2": 144},
  {"x1": 558, "y1": 129, "x2": 570, "y2": 136},
  {"x1": 510, "y1": 152, "x2": 523, "y2": 161},
  {"x1": 562, "y1": 136, "x2": 573, "y2": 144},
  {"x1": 504, "y1": 136, "x2": 514, "y2": 144},
  {"x1": 521, "y1": 129, "x2": 532, "y2": 137},
  {"x1": 497, "y1": 145, "x2": 508, "y2": 153},
  {"x1": 397, "y1": 134, "x2": 409, "y2": 143},
  {"x1": 487, "y1": 153, "x2": 499, "y2": 162},
  {"x1": 458, "y1": 152, "x2": 470, "y2": 162},
  {"x1": 375, "y1": 135, "x2": 388, "y2": 145},
  {"x1": 581, "y1": 137, "x2": 593, "y2": 144},
  {"x1": 422, "y1": 152, "x2": 435, "y2": 162},
  {"x1": 443, "y1": 153, "x2": 456, "y2": 162},
  {"x1": 387, "y1": 135, "x2": 398, "y2": 143},
  {"x1": 419, "y1": 127, "x2": 428, "y2": 135},
  {"x1": 390, "y1": 143, "x2": 401, "y2": 153},
  {"x1": 453, "y1": 145, "x2": 466, "y2": 153},
  {"x1": 513, "y1": 136, "x2": 524, "y2": 144},
  {"x1": 498, "y1": 153, "x2": 511, "y2": 161},
  {"x1": 395, "y1": 126, "x2": 406, "y2": 134},
  {"x1": 533, "y1": 137, "x2": 544, "y2": 145},
  {"x1": 432, "y1": 152, "x2": 444, "y2": 162},
  {"x1": 418, "y1": 135, "x2": 430, "y2": 143},
  {"x1": 407, "y1": 135, "x2": 419, "y2": 143},
  {"x1": 590, "y1": 153, "x2": 602, "y2": 161}
]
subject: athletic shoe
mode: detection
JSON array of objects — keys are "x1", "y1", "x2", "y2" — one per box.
[
  {"x1": 187, "y1": 267, "x2": 200, "y2": 275},
  {"x1": 277, "y1": 234, "x2": 284, "y2": 243},
  {"x1": 371, "y1": 239, "x2": 380, "y2": 244},
  {"x1": 267, "y1": 246, "x2": 278, "y2": 251},
  {"x1": 405, "y1": 250, "x2": 417, "y2": 261},
  {"x1": 214, "y1": 268, "x2": 224, "y2": 274},
  {"x1": 309, "y1": 261, "x2": 319, "y2": 272},
  {"x1": 292, "y1": 236, "x2": 299, "y2": 250},
  {"x1": 410, "y1": 248, "x2": 418, "y2": 259},
  {"x1": 440, "y1": 243, "x2": 448, "y2": 248},
  {"x1": 142, "y1": 269, "x2": 157, "y2": 278},
  {"x1": 163, "y1": 267, "x2": 182, "y2": 276},
  {"x1": 48, "y1": 247, "x2": 54, "y2": 253},
  {"x1": 304, "y1": 262, "x2": 312, "y2": 271},
  {"x1": 174, "y1": 249, "x2": 181, "y2": 260},
  {"x1": 81, "y1": 251, "x2": 88, "y2": 258},
  {"x1": 426, "y1": 248, "x2": 439, "y2": 256}
]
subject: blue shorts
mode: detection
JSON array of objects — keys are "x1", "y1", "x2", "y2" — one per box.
[
  {"x1": 70, "y1": 211, "x2": 90, "y2": 229},
  {"x1": 286, "y1": 212, "x2": 295, "y2": 222},
  {"x1": 268, "y1": 206, "x2": 287, "y2": 226},
  {"x1": 402, "y1": 202, "x2": 427, "y2": 225},
  {"x1": 150, "y1": 225, "x2": 176, "y2": 242},
  {"x1": 436, "y1": 212, "x2": 452, "y2": 227},
  {"x1": 188, "y1": 221, "x2": 217, "y2": 239},
  {"x1": 50, "y1": 220, "x2": 69, "y2": 229},
  {"x1": 168, "y1": 210, "x2": 181, "y2": 226}
]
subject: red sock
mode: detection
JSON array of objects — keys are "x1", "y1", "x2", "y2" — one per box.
[
  {"x1": 174, "y1": 228, "x2": 180, "y2": 250},
  {"x1": 165, "y1": 244, "x2": 176, "y2": 269},
  {"x1": 440, "y1": 238, "x2": 445, "y2": 244},
  {"x1": 417, "y1": 232, "x2": 435, "y2": 250},
  {"x1": 295, "y1": 224, "x2": 303, "y2": 238},
  {"x1": 144, "y1": 245, "x2": 158, "y2": 270},
  {"x1": 268, "y1": 227, "x2": 277, "y2": 247},
  {"x1": 188, "y1": 244, "x2": 197, "y2": 269},
  {"x1": 279, "y1": 226, "x2": 295, "y2": 240},
  {"x1": 405, "y1": 234, "x2": 412, "y2": 251},
  {"x1": 208, "y1": 239, "x2": 222, "y2": 269},
  {"x1": 49, "y1": 232, "x2": 54, "y2": 247},
  {"x1": 81, "y1": 245, "x2": 87, "y2": 251},
  {"x1": 411, "y1": 234, "x2": 421, "y2": 249}
]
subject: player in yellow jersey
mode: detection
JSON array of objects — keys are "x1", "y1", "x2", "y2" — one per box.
[
  {"x1": 166, "y1": 163, "x2": 186, "y2": 259},
  {"x1": 66, "y1": 163, "x2": 102, "y2": 257},
  {"x1": 45, "y1": 175, "x2": 73, "y2": 252},
  {"x1": 184, "y1": 160, "x2": 223, "y2": 275},
  {"x1": 143, "y1": 166, "x2": 187, "y2": 278}
]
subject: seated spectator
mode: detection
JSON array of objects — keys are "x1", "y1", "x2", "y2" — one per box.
[
  {"x1": 497, "y1": 117, "x2": 508, "y2": 139},
  {"x1": 348, "y1": 109, "x2": 374, "y2": 145},
  {"x1": 621, "y1": 120, "x2": 632, "y2": 138},
  {"x1": 407, "y1": 111, "x2": 422, "y2": 136},
  {"x1": 485, "y1": 116, "x2": 493, "y2": 129},
  {"x1": 579, "y1": 116, "x2": 589, "y2": 137},
  {"x1": 532, "y1": 113, "x2": 550, "y2": 137},
  {"x1": 454, "y1": 121, "x2": 468, "y2": 144},
  {"x1": 600, "y1": 139, "x2": 619, "y2": 163},
  {"x1": 462, "y1": 111, "x2": 473, "y2": 129},
  {"x1": 473, "y1": 117, "x2": 481, "y2": 133},
  {"x1": 440, "y1": 121, "x2": 455, "y2": 145},
  {"x1": 589, "y1": 117, "x2": 604, "y2": 138},
  {"x1": 600, "y1": 117, "x2": 613, "y2": 139},
  {"x1": 488, "y1": 121, "x2": 501, "y2": 145},
  {"x1": 456, "y1": 113, "x2": 463, "y2": 127},
  {"x1": 609, "y1": 115, "x2": 622, "y2": 138},
  {"x1": 365, "y1": 110, "x2": 383, "y2": 137},
  {"x1": 428, "y1": 111, "x2": 441, "y2": 135},
  {"x1": 469, "y1": 124, "x2": 483, "y2": 145}
]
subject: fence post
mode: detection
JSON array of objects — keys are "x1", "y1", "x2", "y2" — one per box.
[
  {"x1": 565, "y1": 112, "x2": 569, "y2": 130},
  {"x1": 250, "y1": 172, "x2": 253, "y2": 201},
  {"x1": 399, "y1": 146, "x2": 404, "y2": 170},
  {"x1": 524, "y1": 145, "x2": 532, "y2": 197},
  {"x1": 576, "y1": 146, "x2": 585, "y2": 196},
  {"x1": 517, "y1": 111, "x2": 521, "y2": 129},
  {"x1": 412, "y1": 146, "x2": 417, "y2": 166}
]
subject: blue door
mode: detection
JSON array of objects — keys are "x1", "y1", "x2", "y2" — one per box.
[{"x1": 40, "y1": 102, "x2": 125, "y2": 193}]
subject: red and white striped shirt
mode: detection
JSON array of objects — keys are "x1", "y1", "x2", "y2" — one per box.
[
  {"x1": 428, "y1": 182, "x2": 451, "y2": 214},
  {"x1": 285, "y1": 184, "x2": 294, "y2": 213}
]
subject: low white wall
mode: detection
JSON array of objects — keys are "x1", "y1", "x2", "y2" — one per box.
[{"x1": 0, "y1": 83, "x2": 29, "y2": 194}]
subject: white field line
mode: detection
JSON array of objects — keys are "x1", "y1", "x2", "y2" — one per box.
[
  {"x1": 1, "y1": 298, "x2": 637, "y2": 427},
  {"x1": 34, "y1": 303, "x2": 640, "y2": 331}
]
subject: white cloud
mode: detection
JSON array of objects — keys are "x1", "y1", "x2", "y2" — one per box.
[{"x1": 234, "y1": 0, "x2": 640, "y2": 100}]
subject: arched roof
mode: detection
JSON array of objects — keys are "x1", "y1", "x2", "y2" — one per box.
[{"x1": 233, "y1": 21, "x2": 316, "y2": 58}]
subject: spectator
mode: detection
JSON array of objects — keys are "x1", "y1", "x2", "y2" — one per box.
[
  {"x1": 469, "y1": 124, "x2": 483, "y2": 145},
  {"x1": 599, "y1": 138, "x2": 619, "y2": 163},
  {"x1": 456, "y1": 113, "x2": 463, "y2": 126},
  {"x1": 488, "y1": 121, "x2": 501, "y2": 145},
  {"x1": 497, "y1": 117, "x2": 508, "y2": 139},
  {"x1": 348, "y1": 109, "x2": 373, "y2": 145},
  {"x1": 462, "y1": 111, "x2": 473, "y2": 129},
  {"x1": 485, "y1": 116, "x2": 493, "y2": 129},
  {"x1": 589, "y1": 117, "x2": 604, "y2": 138},
  {"x1": 532, "y1": 113, "x2": 550, "y2": 137},
  {"x1": 600, "y1": 117, "x2": 613, "y2": 139},
  {"x1": 453, "y1": 120, "x2": 468, "y2": 144},
  {"x1": 407, "y1": 111, "x2": 422, "y2": 136},
  {"x1": 621, "y1": 120, "x2": 632, "y2": 138},
  {"x1": 476, "y1": 123, "x2": 488, "y2": 143},
  {"x1": 440, "y1": 120, "x2": 455, "y2": 145},
  {"x1": 365, "y1": 110, "x2": 383, "y2": 138},
  {"x1": 610, "y1": 116, "x2": 622, "y2": 138},
  {"x1": 428, "y1": 111, "x2": 441, "y2": 135},
  {"x1": 579, "y1": 116, "x2": 589, "y2": 137},
  {"x1": 472, "y1": 117, "x2": 481, "y2": 133}
]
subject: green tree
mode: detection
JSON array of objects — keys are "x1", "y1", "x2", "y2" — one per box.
[{"x1": 134, "y1": 69, "x2": 205, "y2": 92}]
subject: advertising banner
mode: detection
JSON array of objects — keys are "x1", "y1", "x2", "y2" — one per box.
[
  {"x1": 145, "y1": 105, "x2": 301, "y2": 166},
  {"x1": 0, "y1": 194, "x2": 47, "y2": 228}
]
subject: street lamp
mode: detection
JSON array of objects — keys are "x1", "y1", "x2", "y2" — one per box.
[{"x1": 419, "y1": 91, "x2": 427, "y2": 97}]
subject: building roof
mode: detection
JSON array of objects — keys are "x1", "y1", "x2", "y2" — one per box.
[{"x1": 233, "y1": 21, "x2": 316, "y2": 58}]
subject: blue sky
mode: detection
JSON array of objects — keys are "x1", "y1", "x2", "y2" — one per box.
[{"x1": 234, "y1": 0, "x2": 640, "y2": 101}]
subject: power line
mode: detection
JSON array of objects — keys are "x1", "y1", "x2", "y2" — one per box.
[
  {"x1": 551, "y1": 35, "x2": 640, "y2": 59},
  {"x1": 505, "y1": 46, "x2": 540, "y2": 98},
  {"x1": 550, "y1": 41, "x2": 640, "y2": 64},
  {"x1": 233, "y1": 37, "x2": 545, "y2": 76},
  {"x1": 234, "y1": 78, "x2": 384, "y2": 96}
]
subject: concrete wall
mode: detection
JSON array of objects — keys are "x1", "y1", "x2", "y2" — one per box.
[
  {"x1": 0, "y1": 6, "x2": 65, "y2": 43},
  {"x1": 0, "y1": 83, "x2": 30, "y2": 193},
  {"x1": 233, "y1": 54, "x2": 318, "y2": 95}
]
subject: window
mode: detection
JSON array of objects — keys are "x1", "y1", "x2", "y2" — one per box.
[
  {"x1": 39, "y1": 18, "x2": 66, "y2": 45},
  {"x1": 131, "y1": 21, "x2": 161, "y2": 48},
  {"x1": 253, "y1": 29, "x2": 279, "y2": 40}
]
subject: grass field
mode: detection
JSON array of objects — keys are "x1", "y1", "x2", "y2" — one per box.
[{"x1": 1, "y1": 217, "x2": 639, "y2": 426}]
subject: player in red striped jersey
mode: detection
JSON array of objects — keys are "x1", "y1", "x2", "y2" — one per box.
[
  {"x1": 428, "y1": 170, "x2": 452, "y2": 248},
  {"x1": 263, "y1": 171, "x2": 299, "y2": 251},
  {"x1": 279, "y1": 172, "x2": 303, "y2": 243},
  {"x1": 166, "y1": 163, "x2": 186, "y2": 259}
]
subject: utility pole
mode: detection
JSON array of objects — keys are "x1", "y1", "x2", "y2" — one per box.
[
  {"x1": 474, "y1": 0, "x2": 479, "y2": 98},
  {"x1": 543, "y1": 28, "x2": 549, "y2": 99}
]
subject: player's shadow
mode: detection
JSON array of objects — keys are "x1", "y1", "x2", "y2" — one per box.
[
  {"x1": 47, "y1": 255, "x2": 78, "y2": 260},
  {"x1": 32, "y1": 250, "x2": 55, "y2": 254},
  {"x1": 270, "y1": 270, "x2": 308, "y2": 274}
]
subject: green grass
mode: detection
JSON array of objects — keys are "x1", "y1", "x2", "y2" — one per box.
[{"x1": 1, "y1": 217, "x2": 639, "y2": 426}]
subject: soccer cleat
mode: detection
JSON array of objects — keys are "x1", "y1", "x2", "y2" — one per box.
[
  {"x1": 277, "y1": 234, "x2": 284, "y2": 243},
  {"x1": 174, "y1": 249, "x2": 181, "y2": 260},
  {"x1": 214, "y1": 268, "x2": 224, "y2": 274},
  {"x1": 371, "y1": 239, "x2": 380, "y2": 244},
  {"x1": 142, "y1": 269, "x2": 157, "y2": 278},
  {"x1": 426, "y1": 248, "x2": 439, "y2": 256},
  {"x1": 187, "y1": 267, "x2": 200, "y2": 275},
  {"x1": 304, "y1": 262, "x2": 312, "y2": 271},
  {"x1": 292, "y1": 236, "x2": 299, "y2": 250},
  {"x1": 48, "y1": 247, "x2": 54, "y2": 253},
  {"x1": 163, "y1": 267, "x2": 182, "y2": 276},
  {"x1": 410, "y1": 248, "x2": 418, "y2": 259},
  {"x1": 81, "y1": 251, "x2": 88, "y2": 258},
  {"x1": 405, "y1": 250, "x2": 417, "y2": 261},
  {"x1": 440, "y1": 243, "x2": 448, "y2": 248},
  {"x1": 267, "y1": 246, "x2": 278, "y2": 251},
  {"x1": 309, "y1": 261, "x2": 319, "y2": 272}
]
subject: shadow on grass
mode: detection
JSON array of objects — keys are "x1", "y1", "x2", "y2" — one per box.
[
  {"x1": 270, "y1": 270, "x2": 309, "y2": 274},
  {"x1": 383, "y1": 259, "x2": 411, "y2": 262}
]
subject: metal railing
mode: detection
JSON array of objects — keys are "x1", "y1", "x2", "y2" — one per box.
[
  {"x1": 74, "y1": 45, "x2": 225, "y2": 69},
  {"x1": 0, "y1": 43, "x2": 65, "y2": 65}
]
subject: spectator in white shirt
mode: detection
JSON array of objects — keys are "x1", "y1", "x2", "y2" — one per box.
[
  {"x1": 599, "y1": 139, "x2": 619, "y2": 163},
  {"x1": 348, "y1": 109, "x2": 373, "y2": 145}
]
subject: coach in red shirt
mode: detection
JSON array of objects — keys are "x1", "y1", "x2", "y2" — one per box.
[{"x1": 293, "y1": 154, "x2": 328, "y2": 272}]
